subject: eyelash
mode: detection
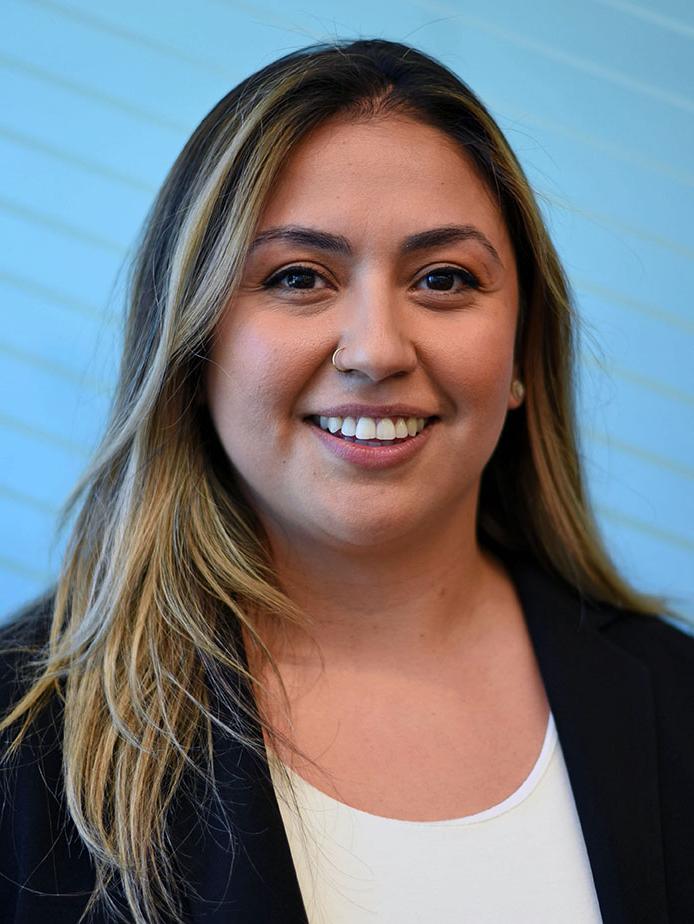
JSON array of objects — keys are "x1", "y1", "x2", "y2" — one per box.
[{"x1": 262, "y1": 264, "x2": 482, "y2": 296}]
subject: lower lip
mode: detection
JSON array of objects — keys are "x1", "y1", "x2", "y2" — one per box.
[{"x1": 306, "y1": 420, "x2": 436, "y2": 470}]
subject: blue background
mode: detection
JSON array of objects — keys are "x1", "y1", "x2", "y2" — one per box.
[{"x1": 1, "y1": 0, "x2": 692, "y2": 625}]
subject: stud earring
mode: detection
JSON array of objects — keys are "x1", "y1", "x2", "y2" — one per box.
[{"x1": 511, "y1": 379, "x2": 525, "y2": 402}]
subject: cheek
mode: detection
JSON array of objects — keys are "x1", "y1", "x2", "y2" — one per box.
[
  {"x1": 206, "y1": 315, "x2": 319, "y2": 445},
  {"x1": 439, "y1": 317, "x2": 516, "y2": 404},
  {"x1": 205, "y1": 325, "x2": 265, "y2": 462}
]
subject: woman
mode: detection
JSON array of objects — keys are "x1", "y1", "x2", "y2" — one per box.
[{"x1": 1, "y1": 37, "x2": 692, "y2": 924}]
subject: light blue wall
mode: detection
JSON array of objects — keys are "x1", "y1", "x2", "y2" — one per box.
[{"x1": 2, "y1": 0, "x2": 692, "y2": 624}]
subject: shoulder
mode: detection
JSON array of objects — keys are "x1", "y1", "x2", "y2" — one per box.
[
  {"x1": 601, "y1": 606, "x2": 694, "y2": 658},
  {"x1": 597, "y1": 604, "x2": 694, "y2": 703},
  {"x1": 506, "y1": 549, "x2": 694, "y2": 697},
  {"x1": 0, "y1": 594, "x2": 102, "y2": 919},
  {"x1": 0, "y1": 590, "x2": 55, "y2": 714},
  {"x1": 0, "y1": 587, "x2": 62, "y2": 754},
  {"x1": 0, "y1": 588, "x2": 63, "y2": 779},
  {"x1": 0, "y1": 589, "x2": 55, "y2": 639}
]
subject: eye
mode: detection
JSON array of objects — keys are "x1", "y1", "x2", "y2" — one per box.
[
  {"x1": 415, "y1": 266, "x2": 481, "y2": 294},
  {"x1": 262, "y1": 264, "x2": 481, "y2": 295},
  {"x1": 263, "y1": 265, "x2": 328, "y2": 291}
]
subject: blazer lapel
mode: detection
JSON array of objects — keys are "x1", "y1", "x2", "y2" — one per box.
[
  {"x1": 171, "y1": 626, "x2": 308, "y2": 922},
  {"x1": 180, "y1": 715, "x2": 309, "y2": 924},
  {"x1": 505, "y1": 554, "x2": 669, "y2": 924}
]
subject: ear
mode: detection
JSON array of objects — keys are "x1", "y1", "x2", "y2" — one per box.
[{"x1": 508, "y1": 366, "x2": 525, "y2": 410}]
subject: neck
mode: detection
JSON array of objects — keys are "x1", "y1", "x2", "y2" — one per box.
[{"x1": 255, "y1": 507, "x2": 505, "y2": 670}]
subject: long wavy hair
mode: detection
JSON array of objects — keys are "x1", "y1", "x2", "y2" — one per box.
[{"x1": 0, "y1": 36, "x2": 675, "y2": 924}]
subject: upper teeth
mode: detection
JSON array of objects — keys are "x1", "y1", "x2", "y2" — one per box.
[{"x1": 316, "y1": 415, "x2": 428, "y2": 439}]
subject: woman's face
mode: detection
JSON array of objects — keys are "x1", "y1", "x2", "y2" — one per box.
[{"x1": 206, "y1": 115, "x2": 521, "y2": 552}]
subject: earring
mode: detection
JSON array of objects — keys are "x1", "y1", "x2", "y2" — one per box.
[{"x1": 511, "y1": 379, "x2": 525, "y2": 402}]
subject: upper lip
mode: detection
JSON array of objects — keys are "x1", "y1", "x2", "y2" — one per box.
[{"x1": 305, "y1": 404, "x2": 439, "y2": 419}]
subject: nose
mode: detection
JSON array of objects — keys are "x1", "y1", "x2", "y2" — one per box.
[{"x1": 335, "y1": 281, "x2": 418, "y2": 382}]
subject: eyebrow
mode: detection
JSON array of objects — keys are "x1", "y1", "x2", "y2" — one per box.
[{"x1": 249, "y1": 224, "x2": 503, "y2": 268}]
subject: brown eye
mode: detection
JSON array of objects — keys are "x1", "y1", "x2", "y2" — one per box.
[
  {"x1": 264, "y1": 266, "x2": 327, "y2": 291},
  {"x1": 418, "y1": 267, "x2": 481, "y2": 292}
]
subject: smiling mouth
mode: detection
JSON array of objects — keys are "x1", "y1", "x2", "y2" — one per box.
[{"x1": 306, "y1": 414, "x2": 437, "y2": 446}]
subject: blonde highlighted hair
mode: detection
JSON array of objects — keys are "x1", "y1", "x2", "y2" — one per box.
[{"x1": 1, "y1": 37, "x2": 675, "y2": 923}]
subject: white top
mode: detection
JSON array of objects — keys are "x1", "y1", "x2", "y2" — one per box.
[{"x1": 267, "y1": 712, "x2": 603, "y2": 923}]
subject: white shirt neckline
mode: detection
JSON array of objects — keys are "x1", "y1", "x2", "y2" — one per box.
[{"x1": 268, "y1": 710, "x2": 557, "y2": 827}]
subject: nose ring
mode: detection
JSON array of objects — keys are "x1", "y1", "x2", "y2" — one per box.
[{"x1": 332, "y1": 347, "x2": 349, "y2": 373}]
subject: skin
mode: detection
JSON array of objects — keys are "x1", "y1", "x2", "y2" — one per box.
[{"x1": 206, "y1": 113, "x2": 524, "y2": 669}]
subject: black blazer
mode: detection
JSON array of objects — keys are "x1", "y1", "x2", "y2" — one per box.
[{"x1": 1, "y1": 552, "x2": 693, "y2": 923}]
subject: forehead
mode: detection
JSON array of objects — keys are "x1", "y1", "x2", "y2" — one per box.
[{"x1": 255, "y1": 115, "x2": 512, "y2": 260}]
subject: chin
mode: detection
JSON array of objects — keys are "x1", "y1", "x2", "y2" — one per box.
[{"x1": 310, "y1": 506, "x2": 436, "y2": 551}]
